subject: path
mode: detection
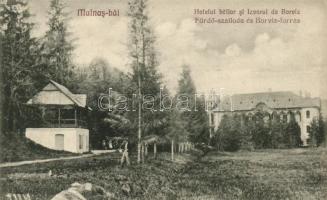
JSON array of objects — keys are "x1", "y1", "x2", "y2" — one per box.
[{"x1": 0, "y1": 150, "x2": 116, "y2": 168}]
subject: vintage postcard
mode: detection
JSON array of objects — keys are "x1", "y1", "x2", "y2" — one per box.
[{"x1": 0, "y1": 0, "x2": 326, "y2": 199}]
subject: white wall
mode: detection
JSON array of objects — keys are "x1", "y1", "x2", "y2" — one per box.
[
  {"x1": 213, "y1": 112, "x2": 225, "y2": 131},
  {"x1": 299, "y1": 107, "x2": 320, "y2": 146},
  {"x1": 76, "y1": 128, "x2": 89, "y2": 153},
  {"x1": 25, "y1": 128, "x2": 89, "y2": 153}
]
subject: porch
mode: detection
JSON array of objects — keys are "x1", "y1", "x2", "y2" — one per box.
[{"x1": 39, "y1": 106, "x2": 88, "y2": 128}]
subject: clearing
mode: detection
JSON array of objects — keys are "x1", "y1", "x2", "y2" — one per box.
[{"x1": 0, "y1": 148, "x2": 326, "y2": 200}]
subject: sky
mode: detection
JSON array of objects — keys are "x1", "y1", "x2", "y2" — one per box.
[{"x1": 29, "y1": 0, "x2": 327, "y2": 98}]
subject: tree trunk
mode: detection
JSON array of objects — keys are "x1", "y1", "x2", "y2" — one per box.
[
  {"x1": 138, "y1": 8, "x2": 147, "y2": 164},
  {"x1": 153, "y1": 143, "x2": 157, "y2": 159},
  {"x1": 171, "y1": 140, "x2": 174, "y2": 161},
  {"x1": 141, "y1": 143, "x2": 145, "y2": 163},
  {"x1": 178, "y1": 143, "x2": 180, "y2": 153},
  {"x1": 137, "y1": 53, "x2": 142, "y2": 164},
  {"x1": 12, "y1": 107, "x2": 17, "y2": 131},
  {"x1": 145, "y1": 143, "x2": 148, "y2": 156},
  {"x1": 137, "y1": 142, "x2": 141, "y2": 163}
]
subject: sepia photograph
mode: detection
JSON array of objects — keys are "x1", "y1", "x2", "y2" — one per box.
[{"x1": 0, "y1": 0, "x2": 327, "y2": 199}]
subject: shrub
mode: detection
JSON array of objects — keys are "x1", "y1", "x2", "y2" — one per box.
[
  {"x1": 308, "y1": 115, "x2": 325, "y2": 147},
  {"x1": 213, "y1": 115, "x2": 242, "y2": 152}
]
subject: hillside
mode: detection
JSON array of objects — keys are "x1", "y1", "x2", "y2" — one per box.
[{"x1": 0, "y1": 133, "x2": 76, "y2": 163}]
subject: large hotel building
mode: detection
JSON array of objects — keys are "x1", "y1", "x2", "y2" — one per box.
[{"x1": 208, "y1": 91, "x2": 321, "y2": 146}]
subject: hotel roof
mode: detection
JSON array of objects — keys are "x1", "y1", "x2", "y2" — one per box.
[{"x1": 212, "y1": 91, "x2": 320, "y2": 112}]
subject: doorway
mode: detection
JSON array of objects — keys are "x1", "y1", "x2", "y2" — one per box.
[{"x1": 55, "y1": 134, "x2": 65, "y2": 150}]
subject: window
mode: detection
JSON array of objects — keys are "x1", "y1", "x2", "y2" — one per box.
[
  {"x1": 306, "y1": 125, "x2": 310, "y2": 133},
  {"x1": 79, "y1": 135, "x2": 83, "y2": 149},
  {"x1": 211, "y1": 113, "x2": 214, "y2": 125},
  {"x1": 282, "y1": 114, "x2": 287, "y2": 122},
  {"x1": 306, "y1": 110, "x2": 310, "y2": 119},
  {"x1": 296, "y1": 113, "x2": 301, "y2": 122}
]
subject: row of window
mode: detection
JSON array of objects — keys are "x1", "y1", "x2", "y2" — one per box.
[{"x1": 211, "y1": 110, "x2": 311, "y2": 122}]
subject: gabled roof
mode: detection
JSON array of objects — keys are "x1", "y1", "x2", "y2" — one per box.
[
  {"x1": 74, "y1": 94, "x2": 87, "y2": 107},
  {"x1": 49, "y1": 80, "x2": 86, "y2": 107},
  {"x1": 27, "y1": 80, "x2": 91, "y2": 110},
  {"x1": 213, "y1": 91, "x2": 320, "y2": 112}
]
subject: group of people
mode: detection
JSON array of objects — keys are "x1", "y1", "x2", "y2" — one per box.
[{"x1": 101, "y1": 139, "x2": 113, "y2": 150}]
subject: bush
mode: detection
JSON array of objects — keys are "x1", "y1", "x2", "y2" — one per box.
[
  {"x1": 221, "y1": 130, "x2": 242, "y2": 151},
  {"x1": 213, "y1": 111, "x2": 306, "y2": 151},
  {"x1": 213, "y1": 115, "x2": 242, "y2": 152},
  {"x1": 308, "y1": 115, "x2": 325, "y2": 147}
]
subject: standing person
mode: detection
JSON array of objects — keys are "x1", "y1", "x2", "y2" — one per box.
[
  {"x1": 102, "y1": 140, "x2": 106, "y2": 150},
  {"x1": 120, "y1": 140, "x2": 130, "y2": 167},
  {"x1": 108, "y1": 139, "x2": 113, "y2": 149}
]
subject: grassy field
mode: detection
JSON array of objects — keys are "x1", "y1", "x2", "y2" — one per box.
[
  {"x1": 0, "y1": 148, "x2": 326, "y2": 200},
  {"x1": 177, "y1": 148, "x2": 327, "y2": 200}
]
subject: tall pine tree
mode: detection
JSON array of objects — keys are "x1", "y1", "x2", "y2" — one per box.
[
  {"x1": 176, "y1": 65, "x2": 209, "y2": 145},
  {"x1": 127, "y1": 0, "x2": 168, "y2": 163},
  {"x1": 1, "y1": 0, "x2": 39, "y2": 133},
  {"x1": 41, "y1": 0, "x2": 74, "y2": 85}
]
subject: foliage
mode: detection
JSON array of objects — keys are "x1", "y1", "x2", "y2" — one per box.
[
  {"x1": 187, "y1": 96, "x2": 210, "y2": 144},
  {"x1": 213, "y1": 111, "x2": 303, "y2": 151},
  {"x1": 0, "y1": 0, "x2": 75, "y2": 134},
  {"x1": 166, "y1": 110, "x2": 189, "y2": 143},
  {"x1": 40, "y1": 0, "x2": 75, "y2": 86},
  {"x1": 250, "y1": 112, "x2": 271, "y2": 149},
  {"x1": 214, "y1": 115, "x2": 242, "y2": 151},
  {"x1": 175, "y1": 65, "x2": 210, "y2": 145},
  {"x1": 270, "y1": 114, "x2": 286, "y2": 148},
  {"x1": 308, "y1": 114, "x2": 325, "y2": 147},
  {"x1": 72, "y1": 57, "x2": 133, "y2": 148},
  {"x1": 126, "y1": 0, "x2": 170, "y2": 162},
  {"x1": 284, "y1": 114, "x2": 302, "y2": 148},
  {"x1": 0, "y1": 0, "x2": 43, "y2": 133},
  {"x1": 239, "y1": 113, "x2": 254, "y2": 150}
]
